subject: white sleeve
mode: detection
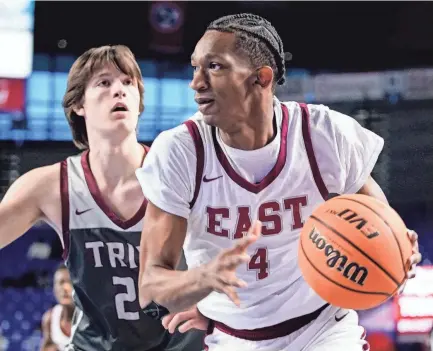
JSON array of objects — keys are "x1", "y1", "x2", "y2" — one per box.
[
  {"x1": 135, "y1": 126, "x2": 197, "y2": 219},
  {"x1": 309, "y1": 104, "x2": 384, "y2": 195}
]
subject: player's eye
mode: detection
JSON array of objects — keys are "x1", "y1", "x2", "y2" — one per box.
[
  {"x1": 98, "y1": 80, "x2": 110, "y2": 87},
  {"x1": 209, "y1": 62, "x2": 222, "y2": 71}
]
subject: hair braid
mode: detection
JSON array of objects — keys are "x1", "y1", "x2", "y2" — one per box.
[{"x1": 207, "y1": 13, "x2": 291, "y2": 86}]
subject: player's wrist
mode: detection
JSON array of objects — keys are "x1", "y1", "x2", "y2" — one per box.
[{"x1": 196, "y1": 264, "x2": 215, "y2": 292}]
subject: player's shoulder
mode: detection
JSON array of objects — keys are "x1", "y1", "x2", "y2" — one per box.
[
  {"x1": 41, "y1": 307, "x2": 53, "y2": 327},
  {"x1": 282, "y1": 100, "x2": 360, "y2": 136},
  {"x1": 152, "y1": 112, "x2": 202, "y2": 153},
  {"x1": 16, "y1": 163, "x2": 61, "y2": 193},
  {"x1": 306, "y1": 103, "x2": 359, "y2": 132}
]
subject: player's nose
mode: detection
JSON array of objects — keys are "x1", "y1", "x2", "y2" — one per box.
[
  {"x1": 112, "y1": 79, "x2": 127, "y2": 98},
  {"x1": 190, "y1": 68, "x2": 209, "y2": 92}
]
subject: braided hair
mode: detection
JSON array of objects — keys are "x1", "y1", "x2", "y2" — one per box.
[{"x1": 207, "y1": 13, "x2": 291, "y2": 87}]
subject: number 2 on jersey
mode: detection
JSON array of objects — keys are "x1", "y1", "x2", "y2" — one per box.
[
  {"x1": 248, "y1": 247, "x2": 269, "y2": 280},
  {"x1": 113, "y1": 276, "x2": 139, "y2": 320}
]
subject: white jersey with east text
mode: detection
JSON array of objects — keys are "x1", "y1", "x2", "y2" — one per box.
[{"x1": 136, "y1": 98, "x2": 384, "y2": 330}]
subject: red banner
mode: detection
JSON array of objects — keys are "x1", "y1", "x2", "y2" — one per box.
[
  {"x1": 0, "y1": 78, "x2": 25, "y2": 111},
  {"x1": 148, "y1": 1, "x2": 186, "y2": 54}
]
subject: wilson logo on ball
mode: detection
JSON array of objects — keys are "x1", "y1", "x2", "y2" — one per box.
[{"x1": 308, "y1": 228, "x2": 369, "y2": 286}]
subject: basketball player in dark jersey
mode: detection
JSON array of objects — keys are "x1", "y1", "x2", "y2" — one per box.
[{"x1": 0, "y1": 45, "x2": 204, "y2": 351}]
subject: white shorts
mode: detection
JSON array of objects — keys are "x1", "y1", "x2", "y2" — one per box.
[{"x1": 204, "y1": 305, "x2": 369, "y2": 351}]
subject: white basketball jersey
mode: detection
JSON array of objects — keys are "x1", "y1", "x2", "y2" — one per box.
[
  {"x1": 50, "y1": 304, "x2": 70, "y2": 351},
  {"x1": 183, "y1": 101, "x2": 331, "y2": 329},
  {"x1": 136, "y1": 98, "x2": 384, "y2": 331}
]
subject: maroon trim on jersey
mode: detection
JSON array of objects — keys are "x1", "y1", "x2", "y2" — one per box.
[
  {"x1": 142, "y1": 143, "x2": 150, "y2": 154},
  {"x1": 184, "y1": 120, "x2": 205, "y2": 208},
  {"x1": 60, "y1": 160, "x2": 70, "y2": 260},
  {"x1": 204, "y1": 303, "x2": 329, "y2": 342},
  {"x1": 211, "y1": 104, "x2": 289, "y2": 194},
  {"x1": 300, "y1": 103, "x2": 329, "y2": 200},
  {"x1": 203, "y1": 319, "x2": 215, "y2": 351},
  {"x1": 80, "y1": 150, "x2": 147, "y2": 230}
]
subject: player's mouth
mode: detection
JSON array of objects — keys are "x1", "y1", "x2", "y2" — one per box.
[
  {"x1": 111, "y1": 102, "x2": 129, "y2": 113},
  {"x1": 195, "y1": 96, "x2": 215, "y2": 113}
]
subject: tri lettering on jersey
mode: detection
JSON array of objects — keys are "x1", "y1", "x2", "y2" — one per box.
[
  {"x1": 85, "y1": 242, "x2": 140, "y2": 268},
  {"x1": 85, "y1": 242, "x2": 141, "y2": 321},
  {"x1": 205, "y1": 195, "x2": 307, "y2": 281}
]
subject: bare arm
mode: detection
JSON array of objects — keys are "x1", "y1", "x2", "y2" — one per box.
[
  {"x1": 356, "y1": 175, "x2": 388, "y2": 204},
  {"x1": 138, "y1": 201, "x2": 212, "y2": 313},
  {"x1": 40, "y1": 310, "x2": 58, "y2": 351},
  {"x1": 139, "y1": 201, "x2": 259, "y2": 313},
  {"x1": 0, "y1": 164, "x2": 59, "y2": 249}
]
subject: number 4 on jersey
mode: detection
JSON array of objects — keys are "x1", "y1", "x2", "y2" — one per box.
[{"x1": 248, "y1": 247, "x2": 269, "y2": 280}]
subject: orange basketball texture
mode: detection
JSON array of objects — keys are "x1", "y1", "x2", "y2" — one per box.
[{"x1": 298, "y1": 194, "x2": 412, "y2": 310}]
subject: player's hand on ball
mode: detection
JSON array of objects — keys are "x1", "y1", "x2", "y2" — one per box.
[
  {"x1": 162, "y1": 306, "x2": 209, "y2": 333},
  {"x1": 406, "y1": 229, "x2": 422, "y2": 279},
  {"x1": 204, "y1": 220, "x2": 261, "y2": 306}
]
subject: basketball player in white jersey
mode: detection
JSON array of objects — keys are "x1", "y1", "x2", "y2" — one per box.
[
  {"x1": 136, "y1": 13, "x2": 422, "y2": 351},
  {"x1": 0, "y1": 45, "x2": 204, "y2": 350},
  {"x1": 41, "y1": 264, "x2": 73, "y2": 351}
]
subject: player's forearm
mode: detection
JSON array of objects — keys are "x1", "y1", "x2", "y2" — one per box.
[{"x1": 139, "y1": 265, "x2": 212, "y2": 313}]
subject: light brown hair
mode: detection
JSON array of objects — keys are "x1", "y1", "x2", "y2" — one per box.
[{"x1": 62, "y1": 45, "x2": 144, "y2": 150}]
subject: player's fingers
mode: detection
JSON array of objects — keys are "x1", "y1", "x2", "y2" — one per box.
[
  {"x1": 247, "y1": 220, "x2": 262, "y2": 238},
  {"x1": 178, "y1": 319, "x2": 196, "y2": 333},
  {"x1": 221, "y1": 286, "x2": 241, "y2": 306},
  {"x1": 167, "y1": 310, "x2": 197, "y2": 334},
  {"x1": 407, "y1": 229, "x2": 418, "y2": 243},
  {"x1": 407, "y1": 252, "x2": 422, "y2": 266},
  {"x1": 223, "y1": 253, "x2": 251, "y2": 269},
  {"x1": 218, "y1": 273, "x2": 247, "y2": 288},
  {"x1": 407, "y1": 268, "x2": 417, "y2": 279},
  {"x1": 161, "y1": 313, "x2": 175, "y2": 329},
  {"x1": 178, "y1": 319, "x2": 208, "y2": 333},
  {"x1": 229, "y1": 233, "x2": 259, "y2": 254}
]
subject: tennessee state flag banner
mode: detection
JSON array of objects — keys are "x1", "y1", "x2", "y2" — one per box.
[{"x1": 148, "y1": 1, "x2": 186, "y2": 54}]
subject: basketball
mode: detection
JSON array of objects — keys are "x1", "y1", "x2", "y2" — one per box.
[{"x1": 298, "y1": 194, "x2": 412, "y2": 310}]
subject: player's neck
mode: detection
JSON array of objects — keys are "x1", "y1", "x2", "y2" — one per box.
[
  {"x1": 219, "y1": 103, "x2": 275, "y2": 150},
  {"x1": 87, "y1": 134, "x2": 145, "y2": 188},
  {"x1": 61, "y1": 304, "x2": 74, "y2": 321}
]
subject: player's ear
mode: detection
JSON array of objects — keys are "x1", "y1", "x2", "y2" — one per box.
[
  {"x1": 254, "y1": 66, "x2": 273, "y2": 88},
  {"x1": 73, "y1": 104, "x2": 85, "y2": 117}
]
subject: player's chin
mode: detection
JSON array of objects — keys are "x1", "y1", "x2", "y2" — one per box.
[
  {"x1": 60, "y1": 297, "x2": 73, "y2": 306},
  {"x1": 202, "y1": 112, "x2": 223, "y2": 127}
]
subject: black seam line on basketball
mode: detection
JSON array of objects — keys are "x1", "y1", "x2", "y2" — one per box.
[
  {"x1": 310, "y1": 215, "x2": 401, "y2": 288},
  {"x1": 299, "y1": 237, "x2": 390, "y2": 296},
  {"x1": 335, "y1": 196, "x2": 406, "y2": 282}
]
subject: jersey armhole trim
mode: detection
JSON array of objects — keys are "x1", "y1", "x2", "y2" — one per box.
[
  {"x1": 299, "y1": 103, "x2": 329, "y2": 200},
  {"x1": 184, "y1": 120, "x2": 205, "y2": 209},
  {"x1": 60, "y1": 160, "x2": 70, "y2": 260}
]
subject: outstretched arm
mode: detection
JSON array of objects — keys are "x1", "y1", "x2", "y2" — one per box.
[{"x1": 0, "y1": 164, "x2": 59, "y2": 249}]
